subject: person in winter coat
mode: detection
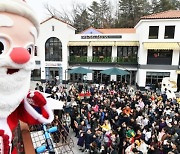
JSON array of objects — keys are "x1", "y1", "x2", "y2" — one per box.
[
  {"x1": 77, "y1": 131, "x2": 85, "y2": 150},
  {"x1": 83, "y1": 129, "x2": 93, "y2": 153},
  {"x1": 62, "y1": 112, "x2": 71, "y2": 128}
]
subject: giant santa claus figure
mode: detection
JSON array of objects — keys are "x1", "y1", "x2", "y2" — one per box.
[{"x1": 0, "y1": 0, "x2": 54, "y2": 153}]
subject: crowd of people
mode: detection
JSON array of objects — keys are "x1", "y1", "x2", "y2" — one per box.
[{"x1": 41, "y1": 80, "x2": 179, "y2": 154}]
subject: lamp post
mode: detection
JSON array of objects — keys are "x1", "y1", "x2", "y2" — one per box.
[
  {"x1": 64, "y1": 69, "x2": 68, "y2": 89},
  {"x1": 64, "y1": 68, "x2": 71, "y2": 89},
  {"x1": 83, "y1": 74, "x2": 87, "y2": 89}
]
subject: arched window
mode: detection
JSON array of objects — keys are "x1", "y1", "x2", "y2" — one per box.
[{"x1": 45, "y1": 37, "x2": 62, "y2": 61}]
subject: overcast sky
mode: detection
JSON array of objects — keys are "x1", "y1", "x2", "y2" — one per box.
[{"x1": 26, "y1": 0, "x2": 108, "y2": 22}]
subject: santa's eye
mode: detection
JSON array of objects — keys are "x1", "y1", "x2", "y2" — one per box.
[
  {"x1": 0, "y1": 38, "x2": 6, "y2": 55},
  {"x1": 26, "y1": 45, "x2": 34, "y2": 55},
  {"x1": 0, "y1": 41, "x2": 4, "y2": 54}
]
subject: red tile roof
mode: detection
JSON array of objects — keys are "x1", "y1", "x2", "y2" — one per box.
[
  {"x1": 96, "y1": 28, "x2": 136, "y2": 34},
  {"x1": 141, "y1": 10, "x2": 180, "y2": 19},
  {"x1": 80, "y1": 27, "x2": 97, "y2": 34},
  {"x1": 79, "y1": 27, "x2": 136, "y2": 34}
]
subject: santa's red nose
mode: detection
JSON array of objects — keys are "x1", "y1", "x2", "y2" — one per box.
[{"x1": 10, "y1": 47, "x2": 30, "y2": 64}]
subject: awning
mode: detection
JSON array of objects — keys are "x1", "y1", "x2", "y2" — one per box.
[
  {"x1": 68, "y1": 41, "x2": 89, "y2": 46},
  {"x1": 143, "y1": 42, "x2": 180, "y2": 50},
  {"x1": 89, "y1": 41, "x2": 115, "y2": 46},
  {"x1": 115, "y1": 41, "x2": 139, "y2": 46},
  {"x1": 176, "y1": 70, "x2": 180, "y2": 74}
]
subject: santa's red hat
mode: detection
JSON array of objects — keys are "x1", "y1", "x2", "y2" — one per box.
[{"x1": 0, "y1": 0, "x2": 39, "y2": 34}]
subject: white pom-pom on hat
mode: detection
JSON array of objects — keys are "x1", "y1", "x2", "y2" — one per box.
[
  {"x1": 29, "y1": 91, "x2": 35, "y2": 98},
  {"x1": 0, "y1": 0, "x2": 39, "y2": 35}
]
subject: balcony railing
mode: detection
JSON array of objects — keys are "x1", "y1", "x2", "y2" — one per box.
[
  {"x1": 69, "y1": 56, "x2": 88, "y2": 63},
  {"x1": 115, "y1": 57, "x2": 138, "y2": 64},
  {"x1": 69, "y1": 56, "x2": 138, "y2": 64}
]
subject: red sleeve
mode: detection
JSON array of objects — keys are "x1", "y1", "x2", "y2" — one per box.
[{"x1": 17, "y1": 102, "x2": 49, "y2": 125}]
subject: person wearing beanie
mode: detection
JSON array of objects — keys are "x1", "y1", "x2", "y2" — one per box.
[{"x1": 0, "y1": 0, "x2": 53, "y2": 154}]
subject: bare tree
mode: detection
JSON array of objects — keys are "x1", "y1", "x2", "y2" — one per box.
[{"x1": 43, "y1": 3, "x2": 73, "y2": 25}]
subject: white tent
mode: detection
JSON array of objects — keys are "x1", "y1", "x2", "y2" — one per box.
[
  {"x1": 46, "y1": 98, "x2": 64, "y2": 110},
  {"x1": 42, "y1": 92, "x2": 64, "y2": 110}
]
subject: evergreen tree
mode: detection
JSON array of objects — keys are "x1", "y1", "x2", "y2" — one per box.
[
  {"x1": 151, "y1": 0, "x2": 161, "y2": 13},
  {"x1": 114, "y1": 0, "x2": 121, "y2": 27},
  {"x1": 88, "y1": 1, "x2": 101, "y2": 28},
  {"x1": 73, "y1": 9, "x2": 90, "y2": 33},
  {"x1": 133, "y1": 0, "x2": 151, "y2": 22},
  {"x1": 99, "y1": 0, "x2": 114, "y2": 28},
  {"x1": 151, "y1": 0, "x2": 179, "y2": 13},
  {"x1": 172, "y1": 0, "x2": 180, "y2": 10},
  {"x1": 118, "y1": 0, "x2": 151, "y2": 27},
  {"x1": 118, "y1": 0, "x2": 134, "y2": 27},
  {"x1": 159, "y1": 0, "x2": 176, "y2": 11}
]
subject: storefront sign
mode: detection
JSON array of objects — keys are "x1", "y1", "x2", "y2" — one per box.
[
  {"x1": 45, "y1": 62, "x2": 62, "y2": 67},
  {"x1": 81, "y1": 35, "x2": 122, "y2": 39}
]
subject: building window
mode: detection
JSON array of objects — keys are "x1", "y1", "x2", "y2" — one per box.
[
  {"x1": 52, "y1": 26, "x2": 54, "y2": 31},
  {"x1": 92, "y1": 46, "x2": 112, "y2": 57},
  {"x1": 146, "y1": 72, "x2": 170, "y2": 87},
  {"x1": 35, "y1": 61, "x2": 40, "y2": 65},
  {"x1": 31, "y1": 69, "x2": 41, "y2": 81},
  {"x1": 34, "y1": 46, "x2": 38, "y2": 56},
  {"x1": 45, "y1": 37, "x2": 62, "y2": 61},
  {"x1": 69, "y1": 46, "x2": 87, "y2": 62},
  {"x1": 147, "y1": 49, "x2": 172, "y2": 65},
  {"x1": 70, "y1": 73, "x2": 83, "y2": 82},
  {"x1": 92, "y1": 46, "x2": 112, "y2": 62},
  {"x1": 117, "y1": 46, "x2": 138, "y2": 62},
  {"x1": 149, "y1": 26, "x2": 159, "y2": 39},
  {"x1": 164, "y1": 26, "x2": 175, "y2": 39},
  {"x1": 69, "y1": 46, "x2": 87, "y2": 56}
]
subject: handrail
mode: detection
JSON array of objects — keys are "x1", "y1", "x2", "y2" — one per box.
[
  {"x1": 19, "y1": 121, "x2": 35, "y2": 154},
  {"x1": 19, "y1": 118, "x2": 75, "y2": 154},
  {"x1": 28, "y1": 120, "x2": 74, "y2": 154}
]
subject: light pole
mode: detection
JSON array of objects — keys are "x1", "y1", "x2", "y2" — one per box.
[
  {"x1": 64, "y1": 68, "x2": 71, "y2": 89},
  {"x1": 64, "y1": 69, "x2": 68, "y2": 89},
  {"x1": 83, "y1": 74, "x2": 87, "y2": 88}
]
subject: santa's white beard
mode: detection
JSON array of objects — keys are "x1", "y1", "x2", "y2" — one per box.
[{"x1": 0, "y1": 68, "x2": 31, "y2": 118}]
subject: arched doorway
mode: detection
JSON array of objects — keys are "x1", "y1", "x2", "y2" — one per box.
[{"x1": 45, "y1": 37, "x2": 63, "y2": 82}]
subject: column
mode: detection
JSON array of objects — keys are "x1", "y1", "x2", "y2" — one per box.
[
  {"x1": 137, "y1": 69, "x2": 146, "y2": 88},
  {"x1": 59, "y1": 67, "x2": 63, "y2": 84},
  {"x1": 112, "y1": 46, "x2": 117, "y2": 62},
  {"x1": 87, "y1": 73, "x2": 93, "y2": 81},
  {"x1": 87, "y1": 46, "x2": 92, "y2": 62},
  {"x1": 111, "y1": 75, "x2": 117, "y2": 81}
]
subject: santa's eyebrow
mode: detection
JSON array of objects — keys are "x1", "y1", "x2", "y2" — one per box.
[
  {"x1": 30, "y1": 26, "x2": 37, "y2": 40},
  {"x1": 0, "y1": 15, "x2": 14, "y2": 27}
]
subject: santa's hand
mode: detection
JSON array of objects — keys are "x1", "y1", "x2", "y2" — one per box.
[{"x1": 27, "y1": 91, "x2": 46, "y2": 107}]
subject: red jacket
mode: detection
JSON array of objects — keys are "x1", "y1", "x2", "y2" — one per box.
[{"x1": 0, "y1": 91, "x2": 54, "y2": 154}]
